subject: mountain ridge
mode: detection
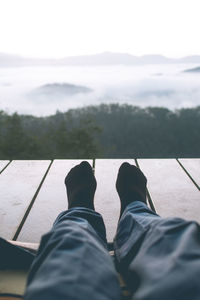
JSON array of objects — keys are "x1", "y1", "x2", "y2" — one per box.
[{"x1": 1, "y1": 52, "x2": 200, "y2": 67}]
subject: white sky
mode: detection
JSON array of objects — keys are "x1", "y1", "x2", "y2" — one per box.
[{"x1": 0, "y1": 0, "x2": 200, "y2": 58}]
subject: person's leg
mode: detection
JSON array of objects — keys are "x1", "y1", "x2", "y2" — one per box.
[
  {"x1": 114, "y1": 162, "x2": 200, "y2": 300},
  {"x1": 24, "y1": 162, "x2": 121, "y2": 300}
]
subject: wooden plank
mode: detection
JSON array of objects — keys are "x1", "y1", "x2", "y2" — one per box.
[
  {"x1": 0, "y1": 160, "x2": 51, "y2": 240},
  {"x1": 137, "y1": 159, "x2": 200, "y2": 222},
  {"x1": 95, "y1": 159, "x2": 135, "y2": 242},
  {"x1": 0, "y1": 270, "x2": 27, "y2": 295},
  {"x1": 178, "y1": 158, "x2": 200, "y2": 189},
  {"x1": 0, "y1": 160, "x2": 9, "y2": 173},
  {"x1": 18, "y1": 160, "x2": 92, "y2": 243}
]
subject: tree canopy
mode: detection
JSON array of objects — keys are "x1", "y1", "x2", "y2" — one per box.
[{"x1": 0, "y1": 104, "x2": 200, "y2": 159}]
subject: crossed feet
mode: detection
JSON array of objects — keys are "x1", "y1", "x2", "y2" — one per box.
[{"x1": 65, "y1": 161, "x2": 147, "y2": 216}]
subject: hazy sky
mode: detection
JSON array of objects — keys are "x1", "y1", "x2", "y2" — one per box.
[{"x1": 0, "y1": 0, "x2": 200, "y2": 58}]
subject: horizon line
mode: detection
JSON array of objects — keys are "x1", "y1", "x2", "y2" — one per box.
[{"x1": 1, "y1": 51, "x2": 200, "y2": 60}]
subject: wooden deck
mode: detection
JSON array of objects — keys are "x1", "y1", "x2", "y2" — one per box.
[{"x1": 0, "y1": 159, "x2": 200, "y2": 243}]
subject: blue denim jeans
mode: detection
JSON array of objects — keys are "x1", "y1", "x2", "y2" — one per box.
[{"x1": 24, "y1": 201, "x2": 200, "y2": 300}]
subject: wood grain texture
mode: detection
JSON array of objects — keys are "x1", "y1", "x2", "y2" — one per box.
[
  {"x1": 138, "y1": 159, "x2": 200, "y2": 222},
  {"x1": 0, "y1": 160, "x2": 51, "y2": 240},
  {"x1": 94, "y1": 159, "x2": 135, "y2": 242},
  {"x1": 18, "y1": 160, "x2": 92, "y2": 242},
  {"x1": 178, "y1": 158, "x2": 200, "y2": 188}
]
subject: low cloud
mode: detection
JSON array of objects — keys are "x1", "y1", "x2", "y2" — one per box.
[{"x1": 0, "y1": 65, "x2": 200, "y2": 116}]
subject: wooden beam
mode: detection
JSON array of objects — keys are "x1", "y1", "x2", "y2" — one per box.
[
  {"x1": 138, "y1": 159, "x2": 200, "y2": 222},
  {"x1": 178, "y1": 158, "x2": 200, "y2": 189},
  {"x1": 18, "y1": 160, "x2": 92, "y2": 243},
  {"x1": 0, "y1": 160, "x2": 10, "y2": 173},
  {"x1": 0, "y1": 160, "x2": 51, "y2": 240},
  {"x1": 95, "y1": 159, "x2": 135, "y2": 242}
]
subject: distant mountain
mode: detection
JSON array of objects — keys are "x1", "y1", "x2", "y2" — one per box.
[
  {"x1": 184, "y1": 66, "x2": 200, "y2": 73},
  {"x1": 58, "y1": 52, "x2": 200, "y2": 65},
  {"x1": 1, "y1": 52, "x2": 200, "y2": 67},
  {"x1": 30, "y1": 83, "x2": 92, "y2": 100}
]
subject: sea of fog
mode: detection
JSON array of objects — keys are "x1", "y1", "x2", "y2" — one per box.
[{"x1": 0, "y1": 64, "x2": 200, "y2": 116}]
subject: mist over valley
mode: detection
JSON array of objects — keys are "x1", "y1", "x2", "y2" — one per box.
[{"x1": 0, "y1": 54, "x2": 200, "y2": 116}]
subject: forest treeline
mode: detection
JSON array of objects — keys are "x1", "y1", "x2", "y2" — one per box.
[{"x1": 0, "y1": 103, "x2": 200, "y2": 159}]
